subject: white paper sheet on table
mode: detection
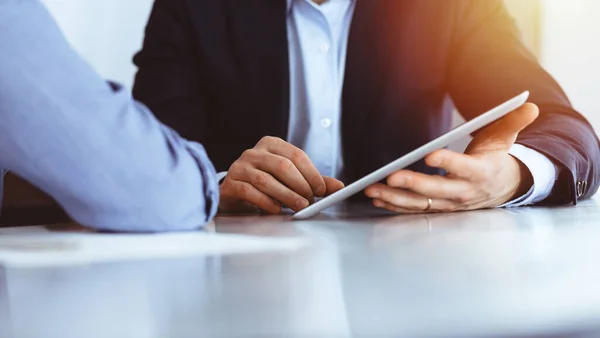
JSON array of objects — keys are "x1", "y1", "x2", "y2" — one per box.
[{"x1": 0, "y1": 227, "x2": 309, "y2": 268}]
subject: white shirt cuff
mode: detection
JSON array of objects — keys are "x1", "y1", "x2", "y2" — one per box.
[{"x1": 500, "y1": 144, "x2": 558, "y2": 208}]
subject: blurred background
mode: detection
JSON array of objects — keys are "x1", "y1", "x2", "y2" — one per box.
[{"x1": 41, "y1": 0, "x2": 600, "y2": 134}]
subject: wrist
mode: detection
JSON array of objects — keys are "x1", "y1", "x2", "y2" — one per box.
[{"x1": 510, "y1": 155, "x2": 534, "y2": 200}]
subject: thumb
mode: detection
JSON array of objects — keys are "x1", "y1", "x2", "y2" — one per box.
[
  {"x1": 470, "y1": 102, "x2": 539, "y2": 150},
  {"x1": 323, "y1": 176, "x2": 345, "y2": 196}
]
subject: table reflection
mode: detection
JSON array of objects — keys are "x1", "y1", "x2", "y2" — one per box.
[
  {"x1": 0, "y1": 247, "x2": 351, "y2": 337},
  {"x1": 0, "y1": 200, "x2": 599, "y2": 337}
]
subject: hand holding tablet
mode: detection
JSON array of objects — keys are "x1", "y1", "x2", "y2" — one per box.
[{"x1": 293, "y1": 91, "x2": 531, "y2": 220}]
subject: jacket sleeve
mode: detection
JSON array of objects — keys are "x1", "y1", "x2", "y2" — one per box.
[
  {"x1": 132, "y1": 0, "x2": 208, "y2": 143},
  {"x1": 446, "y1": 0, "x2": 600, "y2": 205},
  {"x1": 0, "y1": 0, "x2": 219, "y2": 232}
]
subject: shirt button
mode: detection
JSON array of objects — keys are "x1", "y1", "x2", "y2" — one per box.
[
  {"x1": 319, "y1": 43, "x2": 330, "y2": 53},
  {"x1": 320, "y1": 118, "x2": 332, "y2": 128}
]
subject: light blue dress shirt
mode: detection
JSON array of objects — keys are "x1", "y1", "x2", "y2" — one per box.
[
  {"x1": 0, "y1": 0, "x2": 219, "y2": 232},
  {"x1": 284, "y1": 0, "x2": 557, "y2": 206}
]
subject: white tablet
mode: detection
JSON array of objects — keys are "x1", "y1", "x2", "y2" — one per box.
[{"x1": 293, "y1": 91, "x2": 530, "y2": 220}]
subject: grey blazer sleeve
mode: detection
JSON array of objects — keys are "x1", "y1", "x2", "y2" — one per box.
[{"x1": 0, "y1": 0, "x2": 219, "y2": 232}]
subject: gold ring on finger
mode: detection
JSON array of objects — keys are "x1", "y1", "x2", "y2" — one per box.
[{"x1": 423, "y1": 198, "x2": 433, "y2": 212}]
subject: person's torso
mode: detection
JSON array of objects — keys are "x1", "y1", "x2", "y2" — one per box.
[{"x1": 170, "y1": 0, "x2": 457, "y2": 183}]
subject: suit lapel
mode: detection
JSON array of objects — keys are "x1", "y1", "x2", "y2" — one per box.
[
  {"x1": 342, "y1": 0, "x2": 401, "y2": 133},
  {"x1": 341, "y1": 0, "x2": 405, "y2": 177},
  {"x1": 341, "y1": 0, "x2": 408, "y2": 180},
  {"x1": 227, "y1": 0, "x2": 290, "y2": 139},
  {"x1": 342, "y1": 0, "x2": 384, "y2": 137}
]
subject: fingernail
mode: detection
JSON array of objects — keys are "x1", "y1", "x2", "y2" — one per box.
[
  {"x1": 296, "y1": 199, "x2": 309, "y2": 210},
  {"x1": 316, "y1": 184, "x2": 326, "y2": 196},
  {"x1": 373, "y1": 200, "x2": 384, "y2": 207}
]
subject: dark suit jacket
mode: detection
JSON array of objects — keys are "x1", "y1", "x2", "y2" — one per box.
[{"x1": 132, "y1": 0, "x2": 600, "y2": 205}]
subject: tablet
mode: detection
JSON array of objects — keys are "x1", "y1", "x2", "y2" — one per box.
[{"x1": 292, "y1": 91, "x2": 530, "y2": 220}]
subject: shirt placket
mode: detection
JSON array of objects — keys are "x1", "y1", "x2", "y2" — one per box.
[{"x1": 298, "y1": 2, "x2": 338, "y2": 177}]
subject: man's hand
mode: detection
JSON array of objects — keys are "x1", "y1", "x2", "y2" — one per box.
[
  {"x1": 219, "y1": 136, "x2": 345, "y2": 214},
  {"x1": 365, "y1": 103, "x2": 540, "y2": 213}
]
